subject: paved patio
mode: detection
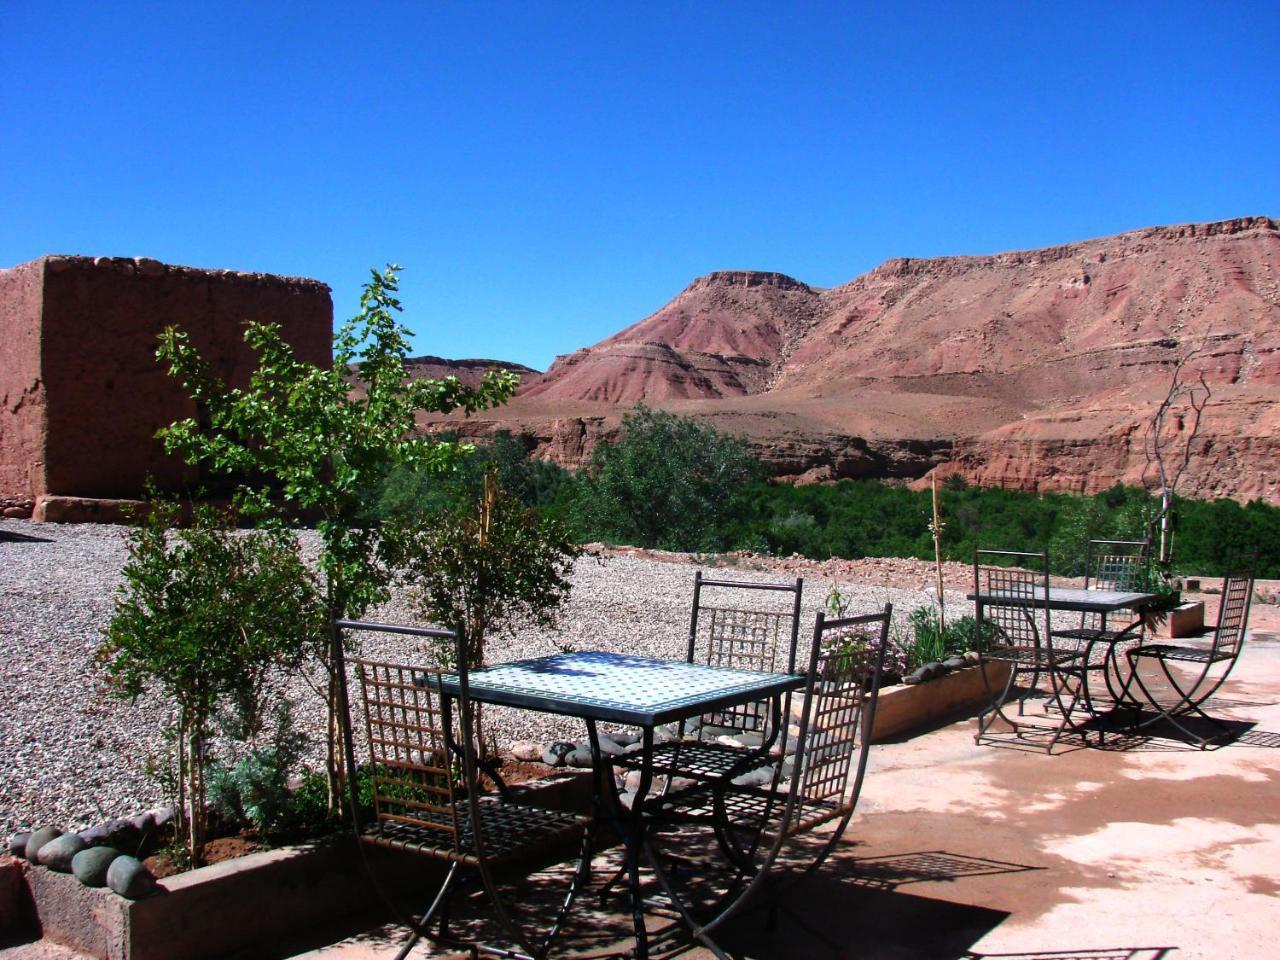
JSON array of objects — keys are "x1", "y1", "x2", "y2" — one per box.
[
  {"x1": 5, "y1": 627, "x2": 1276, "y2": 960},
  {"x1": 276, "y1": 626, "x2": 1280, "y2": 960}
]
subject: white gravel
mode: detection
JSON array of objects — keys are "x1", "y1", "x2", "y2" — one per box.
[{"x1": 0, "y1": 518, "x2": 956, "y2": 837}]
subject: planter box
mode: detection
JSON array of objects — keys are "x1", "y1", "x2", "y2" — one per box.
[
  {"x1": 1167, "y1": 601, "x2": 1205, "y2": 638},
  {"x1": 869, "y1": 661, "x2": 1012, "y2": 743},
  {"x1": 17, "y1": 772, "x2": 592, "y2": 960}
]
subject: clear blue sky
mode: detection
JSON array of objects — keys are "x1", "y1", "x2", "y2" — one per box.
[{"x1": 4, "y1": 1, "x2": 1277, "y2": 371}]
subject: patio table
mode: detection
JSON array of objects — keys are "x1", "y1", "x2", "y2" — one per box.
[
  {"x1": 967, "y1": 585, "x2": 1159, "y2": 719},
  {"x1": 439, "y1": 650, "x2": 805, "y2": 959}
]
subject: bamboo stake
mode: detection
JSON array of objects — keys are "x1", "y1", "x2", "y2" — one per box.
[{"x1": 931, "y1": 475, "x2": 946, "y2": 630}]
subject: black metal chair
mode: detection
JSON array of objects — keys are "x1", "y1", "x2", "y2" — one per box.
[
  {"x1": 1050, "y1": 538, "x2": 1151, "y2": 711},
  {"x1": 612, "y1": 572, "x2": 804, "y2": 785},
  {"x1": 644, "y1": 605, "x2": 892, "y2": 942},
  {"x1": 1052, "y1": 538, "x2": 1150, "y2": 645},
  {"x1": 1125, "y1": 555, "x2": 1257, "y2": 747},
  {"x1": 334, "y1": 620, "x2": 592, "y2": 960},
  {"x1": 973, "y1": 549, "x2": 1087, "y2": 751}
]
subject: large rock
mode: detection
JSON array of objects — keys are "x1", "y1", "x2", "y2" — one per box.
[
  {"x1": 25, "y1": 826, "x2": 62, "y2": 863},
  {"x1": 37, "y1": 833, "x2": 87, "y2": 872},
  {"x1": 71, "y1": 846, "x2": 120, "y2": 886},
  {"x1": 105, "y1": 855, "x2": 156, "y2": 899}
]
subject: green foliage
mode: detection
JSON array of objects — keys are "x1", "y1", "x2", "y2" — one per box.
[
  {"x1": 371, "y1": 431, "x2": 570, "y2": 521},
  {"x1": 207, "y1": 702, "x2": 308, "y2": 839},
  {"x1": 902, "y1": 607, "x2": 996, "y2": 670},
  {"x1": 156, "y1": 265, "x2": 518, "y2": 621},
  {"x1": 404, "y1": 476, "x2": 580, "y2": 671},
  {"x1": 568, "y1": 405, "x2": 761, "y2": 551},
  {"x1": 98, "y1": 502, "x2": 325, "y2": 862},
  {"x1": 155, "y1": 265, "x2": 518, "y2": 806}
]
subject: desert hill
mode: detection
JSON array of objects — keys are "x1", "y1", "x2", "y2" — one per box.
[
  {"x1": 346, "y1": 355, "x2": 539, "y2": 398},
  {"x1": 422, "y1": 216, "x2": 1280, "y2": 504}
]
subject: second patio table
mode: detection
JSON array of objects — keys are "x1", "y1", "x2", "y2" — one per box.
[{"x1": 439, "y1": 650, "x2": 805, "y2": 959}]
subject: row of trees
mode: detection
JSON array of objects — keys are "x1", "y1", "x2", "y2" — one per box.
[{"x1": 365, "y1": 406, "x2": 1280, "y2": 579}]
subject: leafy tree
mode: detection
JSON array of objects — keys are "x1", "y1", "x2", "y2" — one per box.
[
  {"x1": 155, "y1": 266, "x2": 518, "y2": 803},
  {"x1": 570, "y1": 404, "x2": 761, "y2": 550},
  {"x1": 404, "y1": 474, "x2": 580, "y2": 749},
  {"x1": 98, "y1": 504, "x2": 325, "y2": 863}
]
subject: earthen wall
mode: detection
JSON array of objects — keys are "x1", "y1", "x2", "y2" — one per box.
[
  {"x1": 0, "y1": 261, "x2": 48, "y2": 512},
  {"x1": 1, "y1": 255, "x2": 332, "y2": 507}
]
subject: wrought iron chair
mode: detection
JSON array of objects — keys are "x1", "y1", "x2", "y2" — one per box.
[
  {"x1": 1050, "y1": 538, "x2": 1151, "y2": 710},
  {"x1": 973, "y1": 549, "x2": 1087, "y2": 751},
  {"x1": 643, "y1": 605, "x2": 892, "y2": 943},
  {"x1": 1052, "y1": 538, "x2": 1150, "y2": 645},
  {"x1": 334, "y1": 620, "x2": 592, "y2": 960},
  {"x1": 612, "y1": 572, "x2": 804, "y2": 785},
  {"x1": 1125, "y1": 555, "x2": 1257, "y2": 747}
]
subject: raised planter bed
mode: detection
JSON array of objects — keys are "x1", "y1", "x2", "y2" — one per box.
[
  {"x1": 869, "y1": 661, "x2": 1012, "y2": 742},
  {"x1": 11, "y1": 772, "x2": 592, "y2": 960}
]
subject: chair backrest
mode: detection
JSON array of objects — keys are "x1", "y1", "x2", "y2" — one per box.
[
  {"x1": 1086, "y1": 538, "x2": 1150, "y2": 592},
  {"x1": 352, "y1": 657, "x2": 461, "y2": 849},
  {"x1": 783, "y1": 604, "x2": 891, "y2": 835},
  {"x1": 688, "y1": 572, "x2": 804, "y2": 736},
  {"x1": 973, "y1": 549, "x2": 1050, "y2": 652},
  {"x1": 334, "y1": 620, "x2": 469, "y2": 856},
  {"x1": 1212, "y1": 554, "x2": 1257, "y2": 660}
]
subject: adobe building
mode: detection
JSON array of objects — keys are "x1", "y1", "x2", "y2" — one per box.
[{"x1": 0, "y1": 255, "x2": 332, "y2": 522}]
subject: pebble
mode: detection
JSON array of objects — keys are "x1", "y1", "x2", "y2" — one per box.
[
  {"x1": 39, "y1": 832, "x2": 88, "y2": 872},
  {"x1": 541, "y1": 742, "x2": 575, "y2": 767},
  {"x1": 0, "y1": 518, "x2": 970, "y2": 838},
  {"x1": 509, "y1": 740, "x2": 544, "y2": 762}
]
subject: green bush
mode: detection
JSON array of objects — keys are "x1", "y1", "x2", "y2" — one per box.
[{"x1": 568, "y1": 404, "x2": 761, "y2": 551}]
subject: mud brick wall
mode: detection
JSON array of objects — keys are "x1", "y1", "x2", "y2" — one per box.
[{"x1": 0, "y1": 255, "x2": 332, "y2": 505}]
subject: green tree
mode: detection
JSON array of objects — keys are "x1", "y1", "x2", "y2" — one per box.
[
  {"x1": 155, "y1": 265, "x2": 518, "y2": 803},
  {"x1": 98, "y1": 504, "x2": 325, "y2": 863},
  {"x1": 570, "y1": 405, "x2": 761, "y2": 550}
]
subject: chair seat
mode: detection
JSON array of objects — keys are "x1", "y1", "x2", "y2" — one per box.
[
  {"x1": 1050, "y1": 627, "x2": 1135, "y2": 644},
  {"x1": 1130, "y1": 643, "x2": 1232, "y2": 665},
  {"x1": 654, "y1": 781, "x2": 847, "y2": 837},
  {"x1": 983, "y1": 646, "x2": 1085, "y2": 667},
  {"x1": 362, "y1": 797, "x2": 589, "y2": 866},
  {"x1": 610, "y1": 739, "x2": 772, "y2": 781}
]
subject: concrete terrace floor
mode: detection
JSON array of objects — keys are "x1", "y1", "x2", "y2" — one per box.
[
  {"x1": 281, "y1": 629, "x2": 1280, "y2": 960},
  {"x1": 6, "y1": 628, "x2": 1277, "y2": 960}
]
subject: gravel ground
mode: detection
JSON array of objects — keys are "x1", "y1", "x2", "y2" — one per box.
[{"x1": 0, "y1": 518, "x2": 961, "y2": 837}]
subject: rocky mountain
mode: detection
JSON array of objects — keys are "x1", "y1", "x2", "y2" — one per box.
[{"x1": 427, "y1": 216, "x2": 1280, "y2": 504}]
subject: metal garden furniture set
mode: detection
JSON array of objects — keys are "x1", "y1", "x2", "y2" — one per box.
[
  {"x1": 332, "y1": 574, "x2": 891, "y2": 960},
  {"x1": 969, "y1": 541, "x2": 1257, "y2": 752}
]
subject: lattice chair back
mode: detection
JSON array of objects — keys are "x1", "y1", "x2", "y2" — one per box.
[
  {"x1": 1072, "y1": 538, "x2": 1150, "y2": 634},
  {"x1": 1088, "y1": 539, "x2": 1150, "y2": 592},
  {"x1": 973, "y1": 549, "x2": 1050, "y2": 657},
  {"x1": 688, "y1": 572, "x2": 804, "y2": 737},
  {"x1": 1212, "y1": 557, "x2": 1257, "y2": 661},
  {"x1": 352, "y1": 657, "x2": 464, "y2": 858},
  {"x1": 781, "y1": 605, "x2": 891, "y2": 836}
]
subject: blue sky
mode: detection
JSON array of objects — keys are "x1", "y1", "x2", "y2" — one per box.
[{"x1": 4, "y1": 1, "x2": 1277, "y2": 370}]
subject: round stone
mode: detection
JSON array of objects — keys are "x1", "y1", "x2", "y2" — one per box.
[
  {"x1": 128, "y1": 812, "x2": 156, "y2": 835},
  {"x1": 104, "y1": 819, "x2": 142, "y2": 853},
  {"x1": 9, "y1": 832, "x2": 30, "y2": 857},
  {"x1": 943, "y1": 656, "x2": 967, "y2": 671},
  {"x1": 25, "y1": 826, "x2": 62, "y2": 863},
  {"x1": 38, "y1": 833, "x2": 87, "y2": 872},
  {"x1": 106, "y1": 855, "x2": 157, "y2": 899},
  {"x1": 508, "y1": 740, "x2": 543, "y2": 762},
  {"x1": 72, "y1": 847, "x2": 121, "y2": 886},
  {"x1": 541, "y1": 741, "x2": 575, "y2": 767},
  {"x1": 565, "y1": 747, "x2": 595, "y2": 768},
  {"x1": 594, "y1": 736, "x2": 624, "y2": 756},
  {"x1": 79, "y1": 823, "x2": 113, "y2": 847},
  {"x1": 148, "y1": 806, "x2": 175, "y2": 829}
]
